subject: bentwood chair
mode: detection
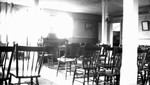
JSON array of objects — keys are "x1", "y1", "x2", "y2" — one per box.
[
  {"x1": 0, "y1": 45, "x2": 15, "y2": 85},
  {"x1": 56, "y1": 43, "x2": 80, "y2": 80},
  {"x1": 9, "y1": 44, "x2": 46, "y2": 85}
]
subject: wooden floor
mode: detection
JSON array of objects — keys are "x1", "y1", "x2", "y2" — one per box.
[
  {"x1": 10, "y1": 63, "x2": 143, "y2": 85},
  {"x1": 39, "y1": 63, "x2": 146, "y2": 85},
  {"x1": 39, "y1": 63, "x2": 95, "y2": 85},
  {"x1": 10, "y1": 62, "x2": 95, "y2": 85}
]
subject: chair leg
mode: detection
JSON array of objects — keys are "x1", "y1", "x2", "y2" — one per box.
[
  {"x1": 9, "y1": 75, "x2": 12, "y2": 85},
  {"x1": 18, "y1": 78, "x2": 21, "y2": 85},
  {"x1": 96, "y1": 77, "x2": 99, "y2": 85},
  {"x1": 5, "y1": 80, "x2": 7, "y2": 85},
  {"x1": 31, "y1": 78, "x2": 33, "y2": 85},
  {"x1": 51, "y1": 56, "x2": 54, "y2": 69},
  {"x1": 87, "y1": 69, "x2": 89, "y2": 85},
  {"x1": 47, "y1": 56, "x2": 49, "y2": 66},
  {"x1": 148, "y1": 72, "x2": 150, "y2": 85},
  {"x1": 36, "y1": 77, "x2": 39, "y2": 85},
  {"x1": 70, "y1": 62, "x2": 72, "y2": 75},
  {"x1": 109, "y1": 76, "x2": 113, "y2": 84},
  {"x1": 116, "y1": 75, "x2": 120, "y2": 85},
  {"x1": 56, "y1": 61, "x2": 60, "y2": 76},
  {"x1": 104, "y1": 76, "x2": 107, "y2": 85},
  {"x1": 65, "y1": 62, "x2": 68, "y2": 80},
  {"x1": 83, "y1": 70, "x2": 86, "y2": 85},
  {"x1": 72, "y1": 67, "x2": 76, "y2": 85},
  {"x1": 48, "y1": 55, "x2": 54, "y2": 68},
  {"x1": 93, "y1": 73, "x2": 96, "y2": 84},
  {"x1": 0, "y1": 81, "x2": 3, "y2": 85}
]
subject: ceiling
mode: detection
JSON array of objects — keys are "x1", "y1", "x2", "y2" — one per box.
[{"x1": 0, "y1": 0, "x2": 150, "y2": 17}]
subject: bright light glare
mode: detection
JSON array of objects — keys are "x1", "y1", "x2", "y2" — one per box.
[
  {"x1": 3, "y1": 8, "x2": 51, "y2": 46},
  {"x1": 1, "y1": 8, "x2": 74, "y2": 46},
  {"x1": 52, "y1": 13, "x2": 74, "y2": 39}
]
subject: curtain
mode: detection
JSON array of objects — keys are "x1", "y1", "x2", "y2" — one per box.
[
  {"x1": 0, "y1": 2, "x2": 74, "y2": 46},
  {"x1": 0, "y1": 2, "x2": 13, "y2": 45},
  {"x1": 0, "y1": 2, "x2": 43, "y2": 46}
]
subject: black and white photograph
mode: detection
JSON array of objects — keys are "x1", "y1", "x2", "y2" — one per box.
[{"x1": 0, "y1": 0, "x2": 150, "y2": 85}]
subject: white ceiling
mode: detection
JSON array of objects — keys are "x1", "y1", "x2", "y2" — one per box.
[{"x1": 0, "y1": 0, "x2": 150, "y2": 16}]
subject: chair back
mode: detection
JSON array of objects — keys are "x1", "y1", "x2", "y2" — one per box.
[
  {"x1": 114, "y1": 47, "x2": 122, "y2": 69},
  {"x1": 80, "y1": 44, "x2": 100, "y2": 68},
  {"x1": 99, "y1": 44, "x2": 110, "y2": 55},
  {"x1": 14, "y1": 44, "x2": 46, "y2": 77},
  {"x1": 110, "y1": 47, "x2": 122, "y2": 73},
  {"x1": 97, "y1": 46, "x2": 122, "y2": 74},
  {"x1": 137, "y1": 49, "x2": 148, "y2": 70},
  {"x1": 0, "y1": 45, "x2": 15, "y2": 79},
  {"x1": 105, "y1": 47, "x2": 115, "y2": 68},
  {"x1": 65, "y1": 43, "x2": 80, "y2": 58},
  {"x1": 96, "y1": 44, "x2": 111, "y2": 64}
]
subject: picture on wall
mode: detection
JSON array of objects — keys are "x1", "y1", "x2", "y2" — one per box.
[
  {"x1": 141, "y1": 21, "x2": 150, "y2": 31},
  {"x1": 85, "y1": 22, "x2": 93, "y2": 30}
]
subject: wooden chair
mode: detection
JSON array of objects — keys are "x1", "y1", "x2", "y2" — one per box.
[
  {"x1": 104, "y1": 47, "x2": 122, "y2": 85},
  {"x1": 56, "y1": 43, "x2": 80, "y2": 80},
  {"x1": 0, "y1": 45, "x2": 15, "y2": 85},
  {"x1": 72, "y1": 44, "x2": 100, "y2": 85},
  {"x1": 93, "y1": 46, "x2": 122, "y2": 85},
  {"x1": 9, "y1": 44, "x2": 46, "y2": 85},
  {"x1": 137, "y1": 48, "x2": 149, "y2": 85},
  {"x1": 45, "y1": 46, "x2": 54, "y2": 68}
]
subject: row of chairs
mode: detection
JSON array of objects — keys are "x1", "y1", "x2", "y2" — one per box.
[
  {"x1": 49, "y1": 43, "x2": 149, "y2": 85},
  {"x1": 55, "y1": 43, "x2": 122, "y2": 85},
  {"x1": 93, "y1": 46, "x2": 122, "y2": 85},
  {"x1": 92, "y1": 45, "x2": 150, "y2": 85},
  {"x1": 0, "y1": 44, "x2": 46, "y2": 85},
  {"x1": 137, "y1": 46, "x2": 150, "y2": 85}
]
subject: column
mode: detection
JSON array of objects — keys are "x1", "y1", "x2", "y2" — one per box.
[
  {"x1": 109, "y1": 23, "x2": 113, "y2": 46},
  {"x1": 101, "y1": 0, "x2": 108, "y2": 44},
  {"x1": 120, "y1": 0, "x2": 139, "y2": 85}
]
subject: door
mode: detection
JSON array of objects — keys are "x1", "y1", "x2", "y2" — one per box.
[{"x1": 112, "y1": 23, "x2": 121, "y2": 46}]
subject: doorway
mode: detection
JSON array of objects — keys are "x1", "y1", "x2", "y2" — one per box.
[{"x1": 112, "y1": 23, "x2": 121, "y2": 46}]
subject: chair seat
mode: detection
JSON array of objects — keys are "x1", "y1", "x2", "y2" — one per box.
[
  {"x1": 105, "y1": 70, "x2": 113, "y2": 74},
  {"x1": 10, "y1": 70, "x2": 40, "y2": 78},
  {"x1": 57, "y1": 57, "x2": 76, "y2": 62},
  {"x1": 94, "y1": 70, "x2": 120, "y2": 82},
  {"x1": 96, "y1": 63, "x2": 114, "y2": 69},
  {"x1": 44, "y1": 54, "x2": 53, "y2": 56},
  {"x1": 78, "y1": 65, "x2": 96, "y2": 69},
  {"x1": 56, "y1": 43, "x2": 80, "y2": 80},
  {"x1": 97, "y1": 69, "x2": 120, "y2": 76}
]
